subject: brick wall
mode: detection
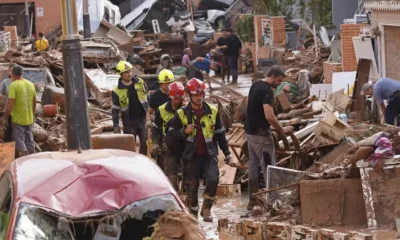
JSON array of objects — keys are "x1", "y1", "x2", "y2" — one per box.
[
  {"x1": 2, "y1": 0, "x2": 63, "y2": 36},
  {"x1": 323, "y1": 61, "x2": 343, "y2": 84},
  {"x1": 270, "y1": 17, "x2": 286, "y2": 47},
  {"x1": 384, "y1": 25, "x2": 400, "y2": 80},
  {"x1": 341, "y1": 24, "x2": 362, "y2": 71}
]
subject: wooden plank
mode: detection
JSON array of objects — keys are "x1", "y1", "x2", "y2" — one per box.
[
  {"x1": 219, "y1": 150, "x2": 238, "y2": 185},
  {"x1": 352, "y1": 59, "x2": 371, "y2": 121},
  {"x1": 0, "y1": 142, "x2": 15, "y2": 175},
  {"x1": 276, "y1": 92, "x2": 291, "y2": 112},
  {"x1": 217, "y1": 184, "x2": 241, "y2": 197},
  {"x1": 266, "y1": 222, "x2": 292, "y2": 239}
]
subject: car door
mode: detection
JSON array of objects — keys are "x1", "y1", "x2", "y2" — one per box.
[{"x1": 0, "y1": 173, "x2": 13, "y2": 240}]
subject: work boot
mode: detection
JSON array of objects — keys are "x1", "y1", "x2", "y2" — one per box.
[
  {"x1": 201, "y1": 197, "x2": 215, "y2": 222},
  {"x1": 189, "y1": 206, "x2": 199, "y2": 218}
]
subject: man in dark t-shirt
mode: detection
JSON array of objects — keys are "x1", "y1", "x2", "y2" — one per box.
[
  {"x1": 244, "y1": 66, "x2": 293, "y2": 215},
  {"x1": 216, "y1": 29, "x2": 230, "y2": 83},
  {"x1": 226, "y1": 28, "x2": 242, "y2": 84},
  {"x1": 146, "y1": 69, "x2": 175, "y2": 128}
]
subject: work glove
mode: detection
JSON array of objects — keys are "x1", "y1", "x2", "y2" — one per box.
[
  {"x1": 114, "y1": 126, "x2": 121, "y2": 134},
  {"x1": 224, "y1": 154, "x2": 233, "y2": 165},
  {"x1": 151, "y1": 144, "x2": 161, "y2": 156},
  {"x1": 145, "y1": 120, "x2": 152, "y2": 129}
]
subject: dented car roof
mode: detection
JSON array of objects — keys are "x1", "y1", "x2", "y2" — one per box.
[{"x1": 7, "y1": 149, "x2": 178, "y2": 217}]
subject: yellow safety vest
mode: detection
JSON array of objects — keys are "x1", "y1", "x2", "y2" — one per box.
[
  {"x1": 177, "y1": 103, "x2": 218, "y2": 144},
  {"x1": 158, "y1": 102, "x2": 175, "y2": 135},
  {"x1": 113, "y1": 78, "x2": 148, "y2": 112}
]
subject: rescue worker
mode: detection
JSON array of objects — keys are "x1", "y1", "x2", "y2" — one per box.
[
  {"x1": 146, "y1": 69, "x2": 175, "y2": 168},
  {"x1": 112, "y1": 61, "x2": 149, "y2": 155},
  {"x1": 151, "y1": 82, "x2": 186, "y2": 190},
  {"x1": 146, "y1": 69, "x2": 175, "y2": 124},
  {"x1": 34, "y1": 32, "x2": 49, "y2": 52},
  {"x1": 167, "y1": 78, "x2": 232, "y2": 222}
]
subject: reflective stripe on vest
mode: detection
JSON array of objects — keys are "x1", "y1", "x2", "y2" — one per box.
[
  {"x1": 113, "y1": 78, "x2": 148, "y2": 112},
  {"x1": 158, "y1": 103, "x2": 175, "y2": 135},
  {"x1": 177, "y1": 103, "x2": 218, "y2": 142}
]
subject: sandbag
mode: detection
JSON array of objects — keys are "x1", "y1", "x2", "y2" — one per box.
[{"x1": 32, "y1": 123, "x2": 49, "y2": 142}]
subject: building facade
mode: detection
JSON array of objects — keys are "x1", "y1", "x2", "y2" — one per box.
[
  {"x1": 1, "y1": 0, "x2": 61, "y2": 36},
  {"x1": 366, "y1": 1, "x2": 400, "y2": 80}
]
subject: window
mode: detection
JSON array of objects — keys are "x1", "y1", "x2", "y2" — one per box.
[{"x1": 0, "y1": 173, "x2": 13, "y2": 240}]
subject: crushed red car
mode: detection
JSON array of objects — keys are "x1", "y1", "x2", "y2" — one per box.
[{"x1": 0, "y1": 149, "x2": 186, "y2": 240}]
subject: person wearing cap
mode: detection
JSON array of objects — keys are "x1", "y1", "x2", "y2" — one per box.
[
  {"x1": 146, "y1": 69, "x2": 175, "y2": 166},
  {"x1": 0, "y1": 63, "x2": 16, "y2": 142},
  {"x1": 151, "y1": 82, "x2": 186, "y2": 190},
  {"x1": 167, "y1": 78, "x2": 232, "y2": 222},
  {"x1": 2, "y1": 65, "x2": 37, "y2": 157},
  {"x1": 112, "y1": 61, "x2": 149, "y2": 155},
  {"x1": 361, "y1": 78, "x2": 400, "y2": 125}
]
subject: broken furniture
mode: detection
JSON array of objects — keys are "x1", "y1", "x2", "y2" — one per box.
[
  {"x1": 158, "y1": 38, "x2": 185, "y2": 63},
  {"x1": 139, "y1": 47, "x2": 162, "y2": 73}
]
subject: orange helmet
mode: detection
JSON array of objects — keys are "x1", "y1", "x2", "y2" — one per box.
[
  {"x1": 168, "y1": 82, "x2": 185, "y2": 99},
  {"x1": 185, "y1": 78, "x2": 206, "y2": 95}
]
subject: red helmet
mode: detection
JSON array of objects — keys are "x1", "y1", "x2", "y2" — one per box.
[
  {"x1": 185, "y1": 78, "x2": 206, "y2": 95},
  {"x1": 168, "y1": 82, "x2": 185, "y2": 99}
]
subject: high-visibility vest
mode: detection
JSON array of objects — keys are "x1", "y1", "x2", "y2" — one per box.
[
  {"x1": 176, "y1": 103, "x2": 218, "y2": 144},
  {"x1": 112, "y1": 78, "x2": 148, "y2": 112},
  {"x1": 158, "y1": 102, "x2": 175, "y2": 135}
]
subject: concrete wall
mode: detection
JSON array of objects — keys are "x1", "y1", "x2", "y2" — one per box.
[
  {"x1": 332, "y1": 0, "x2": 357, "y2": 33},
  {"x1": 1, "y1": 0, "x2": 61, "y2": 36},
  {"x1": 383, "y1": 26, "x2": 400, "y2": 80},
  {"x1": 369, "y1": 9, "x2": 400, "y2": 79}
]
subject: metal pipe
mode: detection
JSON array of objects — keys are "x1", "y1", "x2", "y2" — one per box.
[
  {"x1": 24, "y1": 0, "x2": 30, "y2": 37},
  {"x1": 60, "y1": 0, "x2": 80, "y2": 40},
  {"x1": 60, "y1": 0, "x2": 92, "y2": 150},
  {"x1": 82, "y1": 0, "x2": 91, "y2": 38}
]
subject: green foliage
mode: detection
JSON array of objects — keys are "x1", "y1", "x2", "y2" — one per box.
[
  {"x1": 252, "y1": 0, "x2": 294, "y2": 19},
  {"x1": 234, "y1": 15, "x2": 255, "y2": 42}
]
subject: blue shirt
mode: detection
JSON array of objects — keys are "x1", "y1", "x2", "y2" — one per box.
[
  {"x1": 192, "y1": 58, "x2": 211, "y2": 74},
  {"x1": 374, "y1": 77, "x2": 400, "y2": 104}
]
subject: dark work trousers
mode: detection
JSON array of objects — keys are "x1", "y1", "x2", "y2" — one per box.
[
  {"x1": 385, "y1": 90, "x2": 400, "y2": 126},
  {"x1": 124, "y1": 118, "x2": 147, "y2": 155},
  {"x1": 246, "y1": 133, "x2": 276, "y2": 210},
  {"x1": 228, "y1": 56, "x2": 239, "y2": 84},
  {"x1": 221, "y1": 56, "x2": 230, "y2": 82},
  {"x1": 4, "y1": 116, "x2": 12, "y2": 142},
  {"x1": 183, "y1": 155, "x2": 219, "y2": 214},
  {"x1": 194, "y1": 69, "x2": 204, "y2": 81},
  {"x1": 162, "y1": 149, "x2": 179, "y2": 191}
]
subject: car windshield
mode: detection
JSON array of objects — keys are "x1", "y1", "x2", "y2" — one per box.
[
  {"x1": 13, "y1": 194, "x2": 181, "y2": 240},
  {"x1": 24, "y1": 70, "x2": 50, "y2": 85}
]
